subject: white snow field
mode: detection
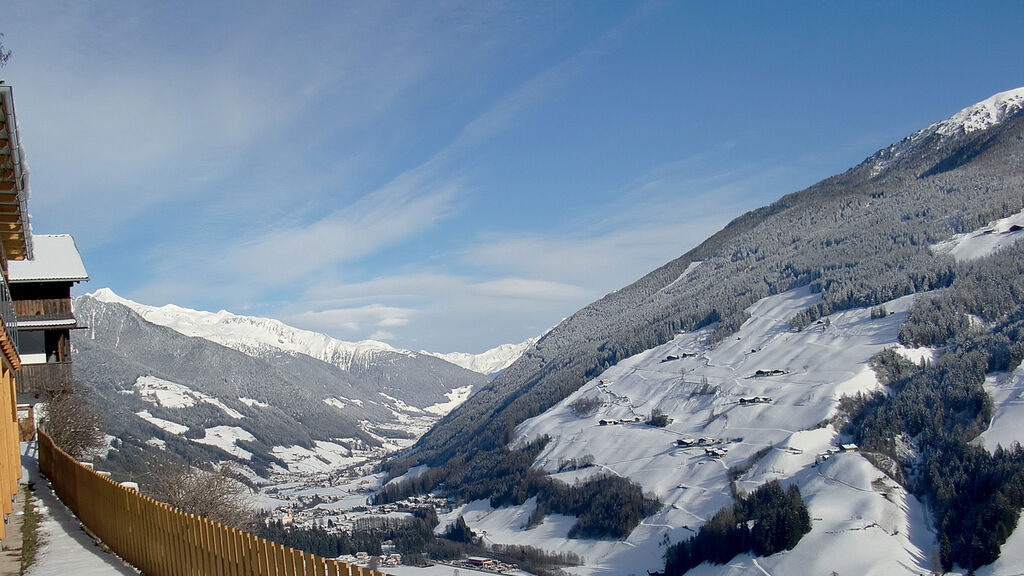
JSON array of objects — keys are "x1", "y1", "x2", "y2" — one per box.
[
  {"x1": 931, "y1": 206, "x2": 1024, "y2": 261},
  {"x1": 270, "y1": 441, "x2": 364, "y2": 474},
  {"x1": 432, "y1": 286, "x2": 946, "y2": 576},
  {"x1": 192, "y1": 426, "x2": 256, "y2": 460},
  {"x1": 133, "y1": 375, "x2": 243, "y2": 418},
  {"x1": 975, "y1": 367, "x2": 1024, "y2": 452}
]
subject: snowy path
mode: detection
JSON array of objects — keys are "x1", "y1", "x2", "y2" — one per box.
[{"x1": 21, "y1": 442, "x2": 137, "y2": 576}]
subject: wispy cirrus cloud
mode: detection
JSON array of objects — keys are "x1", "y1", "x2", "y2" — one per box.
[
  {"x1": 284, "y1": 272, "x2": 586, "y2": 347},
  {"x1": 222, "y1": 180, "x2": 462, "y2": 286}
]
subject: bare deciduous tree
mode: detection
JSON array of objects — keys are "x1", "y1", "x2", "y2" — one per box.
[
  {"x1": 146, "y1": 460, "x2": 255, "y2": 530},
  {"x1": 40, "y1": 391, "x2": 106, "y2": 461}
]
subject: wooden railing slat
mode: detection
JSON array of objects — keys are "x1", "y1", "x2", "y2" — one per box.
[{"x1": 35, "y1": 431, "x2": 367, "y2": 576}]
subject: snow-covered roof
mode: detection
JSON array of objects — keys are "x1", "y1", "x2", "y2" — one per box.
[
  {"x1": 16, "y1": 318, "x2": 78, "y2": 329},
  {"x1": 7, "y1": 234, "x2": 88, "y2": 283}
]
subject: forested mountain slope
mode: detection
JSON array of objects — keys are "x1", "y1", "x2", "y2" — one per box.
[{"x1": 387, "y1": 88, "x2": 1024, "y2": 526}]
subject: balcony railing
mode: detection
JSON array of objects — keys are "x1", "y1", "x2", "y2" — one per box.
[
  {"x1": 0, "y1": 272, "x2": 17, "y2": 353},
  {"x1": 16, "y1": 361, "x2": 72, "y2": 397},
  {"x1": 14, "y1": 298, "x2": 73, "y2": 318}
]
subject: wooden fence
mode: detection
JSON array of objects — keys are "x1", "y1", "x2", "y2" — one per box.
[{"x1": 38, "y1": 430, "x2": 384, "y2": 576}]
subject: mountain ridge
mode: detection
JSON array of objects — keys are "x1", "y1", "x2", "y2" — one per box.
[
  {"x1": 87, "y1": 287, "x2": 537, "y2": 376},
  {"x1": 376, "y1": 86, "x2": 1024, "y2": 573}
]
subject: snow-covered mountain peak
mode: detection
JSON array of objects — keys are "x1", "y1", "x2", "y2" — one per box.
[
  {"x1": 84, "y1": 288, "x2": 531, "y2": 376},
  {"x1": 932, "y1": 86, "x2": 1024, "y2": 136},
  {"x1": 868, "y1": 86, "x2": 1024, "y2": 178},
  {"x1": 423, "y1": 336, "x2": 540, "y2": 375},
  {"x1": 83, "y1": 288, "x2": 405, "y2": 370}
]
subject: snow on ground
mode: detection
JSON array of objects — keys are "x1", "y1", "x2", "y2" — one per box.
[
  {"x1": 133, "y1": 375, "x2": 197, "y2": 408},
  {"x1": 385, "y1": 465, "x2": 430, "y2": 487},
  {"x1": 133, "y1": 410, "x2": 188, "y2": 435},
  {"x1": 90, "y1": 288, "x2": 408, "y2": 370},
  {"x1": 22, "y1": 442, "x2": 138, "y2": 576},
  {"x1": 933, "y1": 86, "x2": 1024, "y2": 136},
  {"x1": 203, "y1": 397, "x2": 244, "y2": 419},
  {"x1": 660, "y1": 260, "x2": 703, "y2": 294},
  {"x1": 975, "y1": 367, "x2": 1024, "y2": 452},
  {"x1": 133, "y1": 375, "x2": 243, "y2": 418},
  {"x1": 239, "y1": 397, "x2": 268, "y2": 408},
  {"x1": 480, "y1": 285, "x2": 936, "y2": 575},
  {"x1": 380, "y1": 393, "x2": 426, "y2": 414},
  {"x1": 426, "y1": 337, "x2": 540, "y2": 375},
  {"x1": 381, "y1": 565, "x2": 517, "y2": 576},
  {"x1": 892, "y1": 344, "x2": 938, "y2": 365},
  {"x1": 271, "y1": 441, "x2": 363, "y2": 474},
  {"x1": 323, "y1": 397, "x2": 347, "y2": 409},
  {"x1": 975, "y1": 516, "x2": 1024, "y2": 576},
  {"x1": 931, "y1": 207, "x2": 1024, "y2": 261},
  {"x1": 731, "y1": 451, "x2": 933, "y2": 576},
  {"x1": 192, "y1": 426, "x2": 256, "y2": 460},
  {"x1": 423, "y1": 386, "x2": 474, "y2": 416}
]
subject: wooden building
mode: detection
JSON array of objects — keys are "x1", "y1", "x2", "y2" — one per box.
[
  {"x1": 0, "y1": 82, "x2": 88, "y2": 546},
  {"x1": 9, "y1": 234, "x2": 88, "y2": 401},
  {"x1": 0, "y1": 81, "x2": 32, "y2": 542}
]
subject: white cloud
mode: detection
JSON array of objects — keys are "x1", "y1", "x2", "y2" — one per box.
[
  {"x1": 286, "y1": 304, "x2": 414, "y2": 337},
  {"x1": 370, "y1": 330, "x2": 396, "y2": 341},
  {"x1": 222, "y1": 180, "x2": 461, "y2": 285},
  {"x1": 469, "y1": 278, "x2": 587, "y2": 301}
]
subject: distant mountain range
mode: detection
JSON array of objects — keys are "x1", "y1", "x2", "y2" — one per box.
[
  {"x1": 73, "y1": 290, "x2": 535, "y2": 480},
  {"x1": 423, "y1": 337, "x2": 541, "y2": 376},
  {"x1": 89, "y1": 288, "x2": 534, "y2": 376}
]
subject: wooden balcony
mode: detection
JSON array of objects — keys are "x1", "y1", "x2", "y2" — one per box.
[
  {"x1": 14, "y1": 298, "x2": 72, "y2": 317},
  {"x1": 16, "y1": 361, "x2": 72, "y2": 397}
]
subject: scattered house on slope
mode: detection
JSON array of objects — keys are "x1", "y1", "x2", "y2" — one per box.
[
  {"x1": 8, "y1": 234, "x2": 89, "y2": 402},
  {"x1": 705, "y1": 447, "x2": 727, "y2": 458}
]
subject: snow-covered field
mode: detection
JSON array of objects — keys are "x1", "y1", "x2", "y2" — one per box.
[
  {"x1": 133, "y1": 375, "x2": 244, "y2": 418},
  {"x1": 124, "y1": 273, "x2": 1024, "y2": 575},
  {"x1": 975, "y1": 367, "x2": 1024, "y2": 452},
  {"x1": 931, "y1": 206, "x2": 1024, "y2": 261},
  {"x1": 429, "y1": 286, "x2": 942, "y2": 575},
  {"x1": 192, "y1": 426, "x2": 256, "y2": 460}
]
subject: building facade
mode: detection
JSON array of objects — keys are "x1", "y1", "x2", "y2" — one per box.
[
  {"x1": 0, "y1": 82, "x2": 88, "y2": 544},
  {"x1": 9, "y1": 234, "x2": 88, "y2": 402},
  {"x1": 0, "y1": 81, "x2": 32, "y2": 542}
]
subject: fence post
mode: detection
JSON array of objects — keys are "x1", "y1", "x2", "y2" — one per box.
[{"x1": 35, "y1": 431, "x2": 369, "y2": 576}]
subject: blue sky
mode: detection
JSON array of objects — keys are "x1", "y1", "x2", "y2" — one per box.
[{"x1": 2, "y1": 1, "x2": 1023, "y2": 353}]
